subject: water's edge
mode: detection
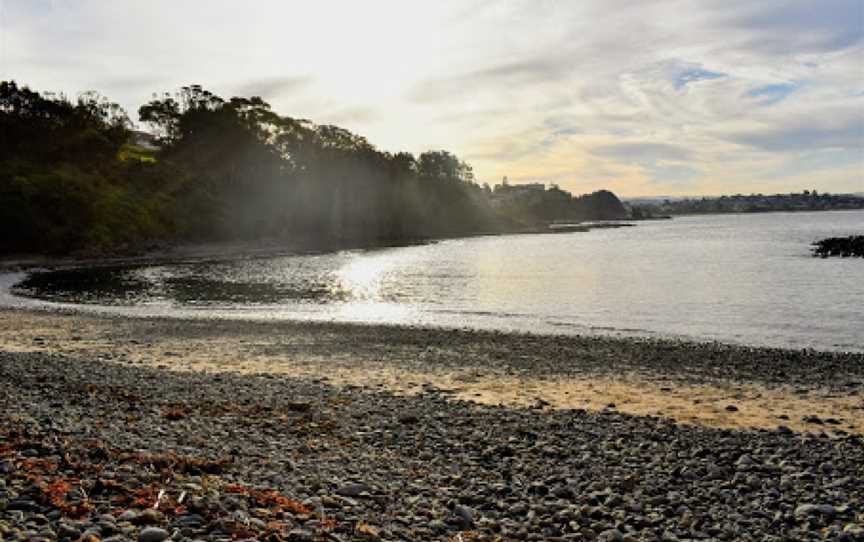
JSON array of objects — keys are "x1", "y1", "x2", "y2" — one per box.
[{"x1": 3, "y1": 210, "x2": 862, "y2": 353}]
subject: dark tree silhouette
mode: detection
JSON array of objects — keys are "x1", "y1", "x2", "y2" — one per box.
[{"x1": 1, "y1": 80, "x2": 630, "y2": 255}]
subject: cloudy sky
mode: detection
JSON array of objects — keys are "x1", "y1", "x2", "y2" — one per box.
[{"x1": 2, "y1": 0, "x2": 862, "y2": 196}]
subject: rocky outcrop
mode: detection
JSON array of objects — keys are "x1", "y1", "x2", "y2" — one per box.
[
  {"x1": 574, "y1": 190, "x2": 629, "y2": 220},
  {"x1": 812, "y1": 236, "x2": 864, "y2": 258}
]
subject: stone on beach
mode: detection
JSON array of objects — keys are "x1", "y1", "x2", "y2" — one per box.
[{"x1": 137, "y1": 526, "x2": 170, "y2": 542}]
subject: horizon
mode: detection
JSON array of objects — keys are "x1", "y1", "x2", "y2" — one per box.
[{"x1": 2, "y1": 1, "x2": 862, "y2": 197}]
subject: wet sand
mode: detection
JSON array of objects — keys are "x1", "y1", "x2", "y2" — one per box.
[{"x1": 1, "y1": 308, "x2": 861, "y2": 435}]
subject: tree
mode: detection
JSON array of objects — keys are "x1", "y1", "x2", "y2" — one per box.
[{"x1": 417, "y1": 150, "x2": 474, "y2": 183}]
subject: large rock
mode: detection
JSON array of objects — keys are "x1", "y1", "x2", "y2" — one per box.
[{"x1": 138, "y1": 527, "x2": 170, "y2": 542}]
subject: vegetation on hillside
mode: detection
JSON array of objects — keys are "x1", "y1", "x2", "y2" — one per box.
[
  {"x1": 489, "y1": 182, "x2": 627, "y2": 224},
  {"x1": 1, "y1": 81, "x2": 626, "y2": 255}
]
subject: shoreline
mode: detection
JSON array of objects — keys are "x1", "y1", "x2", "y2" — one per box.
[
  {"x1": 2, "y1": 208, "x2": 861, "y2": 273},
  {"x1": 0, "y1": 221, "x2": 639, "y2": 275},
  {"x1": 1, "y1": 309, "x2": 862, "y2": 540},
  {"x1": 2, "y1": 307, "x2": 861, "y2": 435}
]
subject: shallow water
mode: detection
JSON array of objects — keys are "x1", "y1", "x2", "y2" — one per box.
[{"x1": 4, "y1": 210, "x2": 864, "y2": 351}]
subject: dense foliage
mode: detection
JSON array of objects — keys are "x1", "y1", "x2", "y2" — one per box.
[
  {"x1": 0, "y1": 81, "x2": 173, "y2": 253},
  {"x1": 1, "y1": 81, "x2": 625, "y2": 255},
  {"x1": 490, "y1": 184, "x2": 627, "y2": 224}
]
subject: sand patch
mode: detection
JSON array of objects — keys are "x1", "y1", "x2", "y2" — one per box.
[{"x1": 1, "y1": 309, "x2": 861, "y2": 435}]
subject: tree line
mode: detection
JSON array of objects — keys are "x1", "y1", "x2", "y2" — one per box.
[
  {"x1": 631, "y1": 191, "x2": 864, "y2": 217},
  {"x1": 0, "y1": 81, "x2": 626, "y2": 255}
]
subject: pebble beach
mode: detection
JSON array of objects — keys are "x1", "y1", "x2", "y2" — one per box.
[{"x1": 1, "y1": 309, "x2": 863, "y2": 541}]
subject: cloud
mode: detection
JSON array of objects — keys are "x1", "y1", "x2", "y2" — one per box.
[
  {"x1": 591, "y1": 143, "x2": 692, "y2": 163},
  {"x1": 319, "y1": 106, "x2": 380, "y2": 126},
  {"x1": 232, "y1": 76, "x2": 313, "y2": 100},
  {"x1": 728, "y1": 117, "x2": 863, "y2": 152},
  {"x1": 432, "y1": 107, "x2": 512, "y2": 126},
  {"x1": 99, "y1": 75, "x2": 168, "y2": 93},
  {"x1": 408, "y1": 59, "x2": 565, "y2": 103},
  {"x1": 6, "y1": 0, "x2": 863, "y2": 195},
  {"x1": 674, "y1": 68, "x2": 726, "y2": 90},
  {"x1": 644, "y1": 163, "x2": 702, "y2": 185},
  {"x1": 743, "y1": 83, "x2": 798, "y2": 106},
  {"x1": 728, "y1": 0, "x2": 864, "y2": 54}
]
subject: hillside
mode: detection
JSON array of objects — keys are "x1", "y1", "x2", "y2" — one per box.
[{"x1": 1, "y1": 81, "x2": 625, "y2": 256}]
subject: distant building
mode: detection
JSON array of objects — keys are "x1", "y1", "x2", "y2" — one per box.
[
  {"x1": 493, "y1": 182, "x2": 545, "y2": 195},
  {"x1": 491, "y1": 181, "x2": 547, "y2": 208}
]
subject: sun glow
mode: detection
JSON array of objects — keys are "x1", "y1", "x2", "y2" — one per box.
[
  {"x1": 333, "y1": 252, "x2": 396, "y2": 301},
  {"x1": 330, "y1": 251, "x2": 421, "y2": 324}
]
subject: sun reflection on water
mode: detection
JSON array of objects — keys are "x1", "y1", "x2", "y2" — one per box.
[
  {"x1": 329, "y1": 251, "x2": 421, "y2": 324},
  {"x1": 333, "y1": 253, "x2": 394, "y2": 301}
]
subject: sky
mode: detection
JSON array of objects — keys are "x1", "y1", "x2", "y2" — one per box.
[{"x1": 1, "y1": 0, "x2": 862, "y2": 196}]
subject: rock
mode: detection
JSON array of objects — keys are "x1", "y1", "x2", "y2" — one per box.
[
  {"x1": 794, "y1": 504, "x2": 837, "y2": 517},
  {"x1": 286, "y1": 401, "x2": 312, "y2": 413},
  {"x1": 397, "y1": 413, "x2": 419, "y2": 424},
  {"x1": 725, "y1": 405, "x2": 739, "y2": 412},
  {"x1": 336, "y1": 482, "x2": 372, "y2": 497},
  {"x1": 97, "y1": 520, "x2": 120, "y2": 536},
  {"x1": 553, "y1": 485, "x2": 573, "y2": 498},
  {"x1": 137, "y1": 527, "x2": 169, "y2": 542},
  {"x1": 287, "y1": 529, "x2": 314, "y2": 541},
  {"x1": 57, "y1": 523, "x2": 81, "y2": 539},
  {"x1": 117, "y1": 510, "x2": 138, "y2": 522},
  {"x1": 598, "y1": 528, "x2": 625, "y2": 541},
  {"x1": 133, "y1": 509, "x2": 163, "y2": 525},
  {"x1": 171, "y1": 515, "x2": 204, "y2": 528},
  {"x1": 453, "y1": 504, "x2": 475, "y2": 528},
  {"x1": 736, "y1": 454, "x2": 755, "y2": 467},
  {"x1": 812, "y1": 236, "x2": 864, "y2": 258},
  {"x1": 6, "y1": 499, "x2": 37, "y2": 511}
]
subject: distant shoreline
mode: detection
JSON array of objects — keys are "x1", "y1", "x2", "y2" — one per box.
[{"x1": 667, "y1": 207, "x2": 864, "y2": 217}]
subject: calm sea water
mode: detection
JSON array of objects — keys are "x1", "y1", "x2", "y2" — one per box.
[{"x1": 3, "y1": 210, "x2": 863, "y2": 351}]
